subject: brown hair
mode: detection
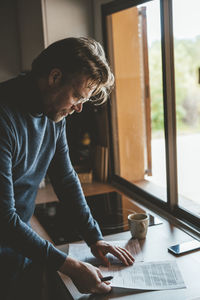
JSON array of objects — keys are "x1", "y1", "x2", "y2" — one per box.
[{"x1": 31, "y1": 37, "x2": 114, "y2": 104}]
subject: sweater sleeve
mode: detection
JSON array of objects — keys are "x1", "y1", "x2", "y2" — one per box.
[
  {"x1": 47, "y1": 120, "x2": 103, "y2": 246},
  {"x1": 0, "y1": 118, "x2": 67, "y2": 271}
]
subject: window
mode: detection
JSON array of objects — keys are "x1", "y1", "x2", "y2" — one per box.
[
  {"x1": 106, "y1": 0, "x2": 167, "y2": 201},
  {"x1": 173, "y1": 0, "x2": 200, "y2": 217},
  {"x1": 102, "y1": 0, "x2": 200, "y2": 228}
]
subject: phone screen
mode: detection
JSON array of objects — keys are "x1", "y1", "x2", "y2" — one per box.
[{"x1": 168, "y1": 240, "x2": 200, "y2": 255}]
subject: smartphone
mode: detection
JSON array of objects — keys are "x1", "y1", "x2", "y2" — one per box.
[
  {"x1": 168, "y1": 240, "x2": 200, "y2": 255},
  {"x1": 148, "y1": 214, "x2": 162, "y2": 226}
]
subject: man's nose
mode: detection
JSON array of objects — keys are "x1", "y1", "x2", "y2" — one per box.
[{"x1": 73, "y1": 103, "x2": 83, "y2": 113}]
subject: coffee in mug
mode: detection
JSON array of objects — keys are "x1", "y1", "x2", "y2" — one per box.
[{"x1": 128, "y1": 213, "x2": 149, "y2": 239}]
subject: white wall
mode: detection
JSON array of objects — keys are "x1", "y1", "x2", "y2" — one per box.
[
  {"x1": 0, "y1": 0, "x2": 94, "y2": 80},
  {"x1": 42, "y1": 0, "x2": 94, "y2": 46},
  {"x1": 0, "y1": 1, "x2": 21, "y2": 81}
]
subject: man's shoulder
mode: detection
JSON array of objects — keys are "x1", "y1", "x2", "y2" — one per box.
[
  {"x1": 0, "y1": 75, "x2": 21, "y2": 92},
  {"x1": 0, "y1": 75, "x2": 26, "y2": 113},
  {"x1": 0, "y1": 76, "x2": 22, "y2": 107}
]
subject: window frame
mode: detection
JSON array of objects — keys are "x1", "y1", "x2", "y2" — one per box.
[{"x1": 101, "y1": 0, "x2": 200, "y2": 230}]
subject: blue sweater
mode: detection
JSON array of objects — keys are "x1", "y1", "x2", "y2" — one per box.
[{"x1": 0, "y1": 74, "x2": 103, "y2": 271}]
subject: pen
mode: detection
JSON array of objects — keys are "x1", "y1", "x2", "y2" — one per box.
[{"x1": 101, "y1": 276, "x2": 114, "y2": 282}]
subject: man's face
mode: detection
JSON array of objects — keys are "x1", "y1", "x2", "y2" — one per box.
[{"x1": 42, "y1": 70, "x2": 96, "y2": 123}]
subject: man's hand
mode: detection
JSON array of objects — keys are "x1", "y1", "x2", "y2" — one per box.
[
  {"x1": 90, "y1": 240, "x2": 135, "y2": 266},
  {"x1": 59, "y1": 257, "x2": 111, "y2": 294}
]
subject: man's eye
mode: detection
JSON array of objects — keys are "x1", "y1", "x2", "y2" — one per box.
[{"x1": 76, "y1": 92, "x2": 83, "y2": 98}]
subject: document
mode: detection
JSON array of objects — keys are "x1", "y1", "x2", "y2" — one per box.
[
  {"x1": 64, "y1": 239, "x2": 144, "y2": 299},
  {"x1": 68, "y1": 239, "x2": 144, "y2": 265},
  {"x1": 62, "y1": 241, "x2": 185, "y2": 299},
  {"x1": 99, "y1": 260, "x2": 186, "y2": 290}
]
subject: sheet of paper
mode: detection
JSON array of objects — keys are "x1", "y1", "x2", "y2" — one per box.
[
  {"x1": 68, "y1": 239, "x2": 144, "y2": 265},
  {"x1": 100, "y1": 260, "x2": 186, "y2": 290}
]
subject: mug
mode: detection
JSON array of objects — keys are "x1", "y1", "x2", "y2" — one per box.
[{"x1": 128, "y1": 213, "x2": 149, "y2": 239}]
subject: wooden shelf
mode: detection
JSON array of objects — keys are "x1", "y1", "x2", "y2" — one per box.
[
  {"x1": 82, "y1": 182, "x2": 116, "y2": 197},
  {"x1": 35, "y1": 182, "x2": 116, "y2": 205}
]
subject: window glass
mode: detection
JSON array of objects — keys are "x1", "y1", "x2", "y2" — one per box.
[
  {"x1": 173, "y1": 0, "x2": 200, "y2": 216},
  {"x1": 107, "y1": 0, "x2": 167, "y2": 201}
]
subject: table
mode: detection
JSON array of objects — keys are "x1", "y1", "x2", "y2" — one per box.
[{"x1": 57, "y1": 216, "x2": 200, "y2": 300}]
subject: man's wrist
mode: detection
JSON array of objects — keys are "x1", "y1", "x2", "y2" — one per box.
[
  {"x1": 59, "y1": 256, "x2": 81, "y2": 277},
  {"x1": 90, "y1": 239, "x2": 104, "y2": 248}
]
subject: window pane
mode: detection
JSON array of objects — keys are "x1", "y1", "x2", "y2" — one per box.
[
  {"x1": 107, "y1": 0, "x2": 167, "y2": 201},
  {"x1": 173, "y1": 0, "x2": 200, "y2": 216}
]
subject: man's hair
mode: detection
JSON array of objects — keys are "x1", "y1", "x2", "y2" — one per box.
[{"x1": 31, "y1": 37, "x2": 114, "y2": 104}]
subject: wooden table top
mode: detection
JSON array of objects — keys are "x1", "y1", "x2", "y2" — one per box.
[
  {"x1": 33, "y1": 184, "x2": 200, "y2": 299},
  {"x1": 57, "y1": 215, "x2": 200, "y2": 300}
]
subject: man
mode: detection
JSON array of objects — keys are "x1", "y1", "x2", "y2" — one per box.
[{"x1": 0, "y1": 37, "x2": 134, "y2": 298}]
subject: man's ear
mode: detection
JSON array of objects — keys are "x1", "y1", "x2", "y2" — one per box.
[{"x1": 48, "y1": 68, "x2": 62, "y2": 87}]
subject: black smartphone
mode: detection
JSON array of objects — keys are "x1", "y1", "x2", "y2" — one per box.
[
  {"x1": 168, "y1": 240, "x2": 200, "y2": 255},
  {"x1": 148, "y1": 214, "x2": 162, "y2": 226}
]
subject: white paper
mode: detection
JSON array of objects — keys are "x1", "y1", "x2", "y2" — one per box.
[
  {"x1": 68, "y1": 239, "x2": 144, "y2": 265},
  {"x1": 65, "y1": 239, "x2": 143, "y2": 299},
  {"x1": 64, "y1": 242, "x2": 185, "y2": 299},
  {"x1": 100, "y1": 260, "x2": 186, "y2": 290}
]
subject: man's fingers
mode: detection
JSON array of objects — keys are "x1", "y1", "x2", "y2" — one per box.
[
  {"x1": 118, "y1": 247, "x2": 135, "y2": 263},
  {"x1": 94, "y1": 269, "x2": 112, "y2": 294},
  {"x1": 104, "y1": 281, "x2": 111, "y2": 285},
  {"x1": 94, "y1": 282, "x2": 111, "y2": 294},
  {"x1": 109, "y1": 246, "x2": 134, "y2": 265},
  {"x1": 111, "y1": 247, "x2": 129, "y2": 265},
  {"x1": 117, "y1": 247, "x2": 134, "y2": 265},
  {"x1": 91, "y1": 241, "x2": 135, "y2": 267}
]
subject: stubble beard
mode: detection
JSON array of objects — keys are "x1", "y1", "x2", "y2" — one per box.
[{"x1": 46, "y1": 110, "x2": 67, "y2": 123}]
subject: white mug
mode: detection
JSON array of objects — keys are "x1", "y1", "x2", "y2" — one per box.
[{"x1": 128, "y1": 213, "x2": 149, "y2": 239}]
